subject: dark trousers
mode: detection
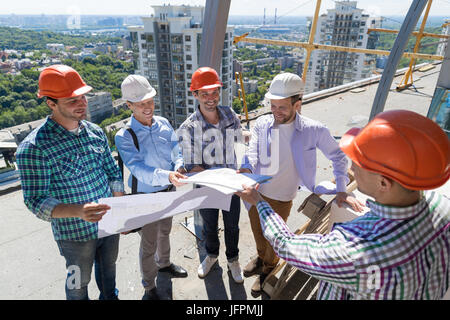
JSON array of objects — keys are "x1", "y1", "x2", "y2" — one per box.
[{"x1": 199, "y1": 194, "x2": 241, "y2": 262}]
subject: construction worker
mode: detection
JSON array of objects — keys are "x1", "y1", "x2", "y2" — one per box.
[
  {"x1": 238, "y1": 72, "x2": 364, "y2": 297},
  {"x1": 16, "y1": 65, "x2": 124, "y2": 300},
  {"x1": 178, "y1": 67, "x2": 244, "y2": 284},
  {"x1": 115, "y1": 75, "x2": 188, "y2": 300},
  {"x1": 237, "y1": 110, "x2": 450, "y2": 300}
]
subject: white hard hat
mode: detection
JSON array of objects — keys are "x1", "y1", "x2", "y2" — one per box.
[
  {"x1": 265, "y1": 72, "x2": 304, "y2": 100},
  {"x1": 121, "y1": 74, "x2": 156, "y2": 103}
]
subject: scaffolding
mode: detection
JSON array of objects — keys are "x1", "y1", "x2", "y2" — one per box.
[
  {"x1": 200, "y1": 0, "x2": 448, "y2": 300},
  {"x1": 229, "y1": 0, "x2": 448, "y2": 299},
  {"x1": 233, "y1": 0, "x2": 445, "y2": 93}
]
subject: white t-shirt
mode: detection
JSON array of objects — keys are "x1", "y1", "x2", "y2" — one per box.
[
  {"x1": 69, "y1": 126, "x2": 81, "y2": 136},
  {"x1": 259, "y1": 121, "x2": 300, "y2": 201}
]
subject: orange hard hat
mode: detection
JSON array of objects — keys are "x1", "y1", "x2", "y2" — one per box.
[
  {"x1": 189, "y1": 67, "x2": 222, "y2": 91},
  {"x1": 340, "y1": 110, "x2": 450, "y2": 190},
  {"x1": 38, "y1": 64, "x2": 92, "y2": 99}
]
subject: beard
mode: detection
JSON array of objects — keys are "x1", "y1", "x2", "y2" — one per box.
[
  {"x1": 202, "y1": 100, "x2": 219, "y2": 112},
  {"x1": 69, "y1": 109, "x2": 87, "y2": 121},
  {"x1": 274, "y1": 110, "x2": 296, "y2": 124},
  {"x1": 57, "y1": 106, "x2": 87, "y2": 122}
]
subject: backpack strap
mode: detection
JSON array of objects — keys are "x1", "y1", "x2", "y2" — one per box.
[
  {"x1": 117, "y1": 125, "x2": 142, "y2": 233},
  {"x1": 117, "y1": 125, "x2": 140, "y2": 195},
  {"x1": 126, "y1": 127, "x2": 139, "y2": 195}
]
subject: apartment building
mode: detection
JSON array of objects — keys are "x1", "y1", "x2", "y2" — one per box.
[
  {"x1": 128, "y1": 4, "x2": 234, "y2": 128},
  {"x1": 305, "y1": 1, "x2": 382, "y2": 94},
  {"x1": 85, "y1": 91, "x2": 114, "y2": 123}
]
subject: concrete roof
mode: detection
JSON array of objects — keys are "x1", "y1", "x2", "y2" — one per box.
[
  {"x1": 0, "y1": 62, "x2": 444, "y2": 300},
  {"x1": 0, "y1": 130, "x2": 17, "y2": 149},
  {"x1": 4, "y1": 118, "x2": 45, "y2": 136}
]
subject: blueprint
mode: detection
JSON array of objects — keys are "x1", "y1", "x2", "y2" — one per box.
[
  {"x1": 97, "y1": 186, "x2": 232, "y2": 238},
  {"x1": 181, "y1": 168, "x2": 271, "y2": 194}
]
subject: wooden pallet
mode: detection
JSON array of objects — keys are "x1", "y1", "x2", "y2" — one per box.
[{"x1": 262, "y1": 175, "x2": 357, "y2": 300}]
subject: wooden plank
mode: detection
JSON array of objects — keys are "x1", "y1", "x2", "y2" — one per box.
[
  {"x1": 264, "y1": 176, "x2": 358, "y2": 300},
  {"x1": 272, "y1": 269, "x2": 313, "y2": 300},
  {"x1": 418, "y1": 64, "x2": 435, "y2": 72},
  {"x1": 295, "y1": 275, "x2": 320, "y2": 300}
]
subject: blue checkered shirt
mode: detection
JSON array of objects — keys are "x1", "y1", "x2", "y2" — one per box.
[{"x1": 16, "y1": 117, "x2": 124, "y2": 241}]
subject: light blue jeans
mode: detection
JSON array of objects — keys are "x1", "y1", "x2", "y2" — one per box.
[{"x1": 56, "y1": 234, "x2": 120, "y2": 300}]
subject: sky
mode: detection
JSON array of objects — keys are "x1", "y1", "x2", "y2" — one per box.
[{"x1": 0, "y1": 0, "x2": 449, "y2": 17}]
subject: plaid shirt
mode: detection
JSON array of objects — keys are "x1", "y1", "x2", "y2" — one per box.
[
  {"x1": 177, "y1": 105, "x2": 242, "y2": 171},
  {"x1": 16, "y1": 117, "x2": 124, "y2": 241},
  {"x1": 257, "y1": 191, "x2": 450, "y2": 299}
]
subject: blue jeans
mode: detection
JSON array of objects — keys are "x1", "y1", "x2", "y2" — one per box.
[
  {"x1": 199, "y1": 194, "x2": 240, "y2": 262},
  {"x1": 56, "y1": 234, "x2": 120, "y2": 300}
]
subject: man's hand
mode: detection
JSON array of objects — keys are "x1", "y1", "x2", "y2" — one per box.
[
  {"x1": 79, "y1": 203, "x2": 111, "y2": 222},
  {"x1": 52, "y1": 202, "x2": 111, "y2": 222},
  {"x1": 169, "y1": 171, "x2": 188, "y2": 187},
  {"x1": 113, "y1": 191, "x2": 124, "y2": 197},
  {"x1": 236, "y1": 168, "x2": 252, "y2": 174},
  {"x1": 336, "y1": 192, "x2": 365, "y2": 212},
  {"x1": 235, "y1": 184, "x2": 264, "y2": 206}
]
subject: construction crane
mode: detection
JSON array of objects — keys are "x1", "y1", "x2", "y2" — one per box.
[
  {"x1": 232, "y1": 0, "x2": 445, "y2": 87},
  {"x1": 234, "y1": 71, "x2": 250, "y2": 128},
  {"x1": 366, "y1": 0, "x2": 449, "y2": 91},
  {"x1": 200, "y1": 0, "x2": 450, "y2": 300}
]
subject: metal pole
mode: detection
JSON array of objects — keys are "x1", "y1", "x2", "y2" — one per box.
[
  {"x1": 195, "y1": 0, "x2": 232, "y2": 237},
  {"x1": 198, "y1": 0, "x2": 231, "y2": 71},
  {"x1": 367, "y1": 28, "x2": 450, "y2": 40},
  {"x1": 237, "y1": 72, "x2": 249, "y2": 124},
  {"x1": 397, "y1": 0, "x2": 433, "y2": 90},
  {"x1": 436, "y1": 36, "x2": 450, "y2": 88},
  {"x1": 369, "y1": 0, "x2": 429, "y2": 120},
  {"x1": 302, "y1": 0, "x2": 322, "y2": 81},
  {"x1": 239, "y1": 37, "x2": 443, "y2": 61}
]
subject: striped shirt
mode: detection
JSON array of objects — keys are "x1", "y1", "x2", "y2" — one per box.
[
  {"x1": 257, "y1": 191, "x2": 450, "y2": 299},
  {"x1": 16, "y1": 117, "x2": 124, "y2": 241},
  {"x1": 177, "y1": 105, "x2": 242, "y2": 171}
]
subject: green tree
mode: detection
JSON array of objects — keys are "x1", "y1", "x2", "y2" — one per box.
[
  {"x1": 0, "y1": 111, "x2": 15, "y2": 128},
  {"x1": 232, "y1": 98, "x2": 243, "y2": 114},
  {"x1": 12, "y1": 81, "x2": 25, "y2": 93},
  {"x1": 13, "y1": 106, "x2": 28, "y2": 124},
  {"x1": 21, "y1": 69, "x2": 40, "y2": 81},
  {"x1": 0, "y1": 84, "x2": 7, "y2": 96},
  {"x1": 23, "y1": 99, "x2": 38, "y2": 109}
]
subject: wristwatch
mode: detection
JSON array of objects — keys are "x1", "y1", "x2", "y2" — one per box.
[{"x1": 178, "y1": 166, "x2": 188, "y2": 174}]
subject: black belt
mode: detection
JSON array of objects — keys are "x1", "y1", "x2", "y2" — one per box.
[
  {"x1": 136, "y1": 185, "x2": 174, "y2": 194},
  {"x1": 159, "y1": 185, "x2": 175, "y2": 192}
]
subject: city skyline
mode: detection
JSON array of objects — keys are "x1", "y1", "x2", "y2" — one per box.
[{"x1": 1, "y1": 0, "x2": 450, "y2": 17}]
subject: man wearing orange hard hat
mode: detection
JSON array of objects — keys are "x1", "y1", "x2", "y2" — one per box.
[
  {"x1": 237, "y1": 110, "x2": 450, "y2": 299},
  {"x1": 178, "y1": 67, "x2": 244, "y2": 284},
  {"x1": 16, "y1": 65, "x2": 125, "y2": 300}
]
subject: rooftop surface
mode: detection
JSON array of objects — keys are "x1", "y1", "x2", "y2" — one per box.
[{"x1": 0, "y1": 63, "x2": 443, "y2": 300}]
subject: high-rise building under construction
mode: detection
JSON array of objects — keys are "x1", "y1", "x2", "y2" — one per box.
[{"x1": 128, "y1": 4, "x2": 234, "y2": 128}]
